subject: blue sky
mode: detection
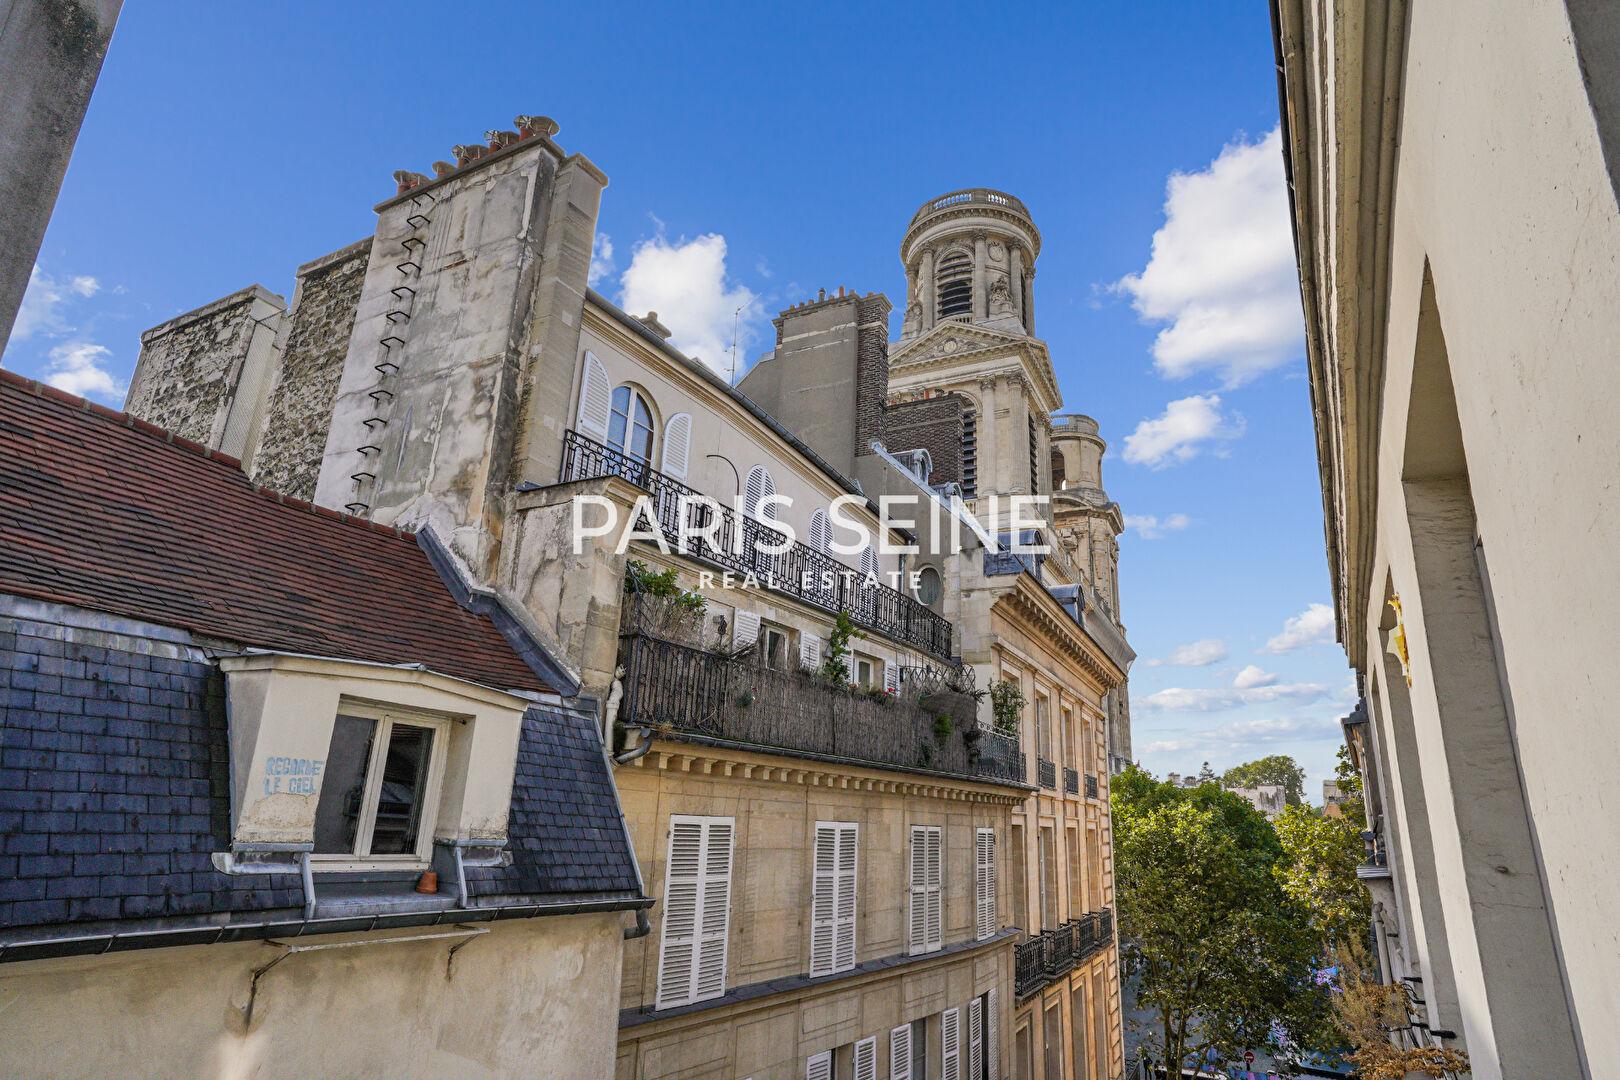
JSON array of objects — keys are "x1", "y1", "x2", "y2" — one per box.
[{"x1": 2, "y1": 2, "x2": 1356, "y2": 797}]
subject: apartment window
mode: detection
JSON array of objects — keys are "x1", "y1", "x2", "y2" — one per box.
[
  {"x1": 656, "y1": 815, "x2": 734, "y2": 1009},
  {"x1": 1071, "y1": 982, "x2": 1090, "y2": 1080},
  {"x1": 908, "y1": 825, "x2": 943, "y2": 954},
  {"x1": 807, "y1": 1051, "x2": 831, "y2": 1080},
  {"x1": 608, "y1": 385, "x2": 655, "y2": 464},
  {"x1": 916, "y1": 565, "x2": 942, "y2": 606},
  {"x1": 1067, "y1": 824, "x2": 1083, "y2": 921},
  {"x1": 1016, "y1": 1022, "x2": 1034, "y2": 1080},
  {"x1": 312, "y1": 706, "x2": 449, "y2": 865},
  {"x1": 889, "y1": 1019, "x2": 926, "y2": 1080},
  {"x1": 1091, "y1": 971, "x2": 1108, "y2": 1080},
  {"x1": 1062, "y1": 707, "x2": 1075, "y2": 768},
  {"x1": 1039, "y1": 826, "x2": 1058, "y2": 931},
  {"x1": 1035, "y1": 692, "x2": 1052, "y2": 762},
  {"x1": 744, "y1": 465, "x2": 777, "y2": 521},
  {"x1": 975, "y1": 826, "x2": 997, "y2": 940},
  {"x1": 943, "y1": 1007, "x2": 961, "y2": 1080},
  {"x1": 810, "y1": 821, "x2": 859, "y2": 977},
  {"x1": 968, "y1": 996, "x2": 985, "y2": 1080},
  {"x1": 936, "y1": 250, "x2": 973, "y2": 318},
  {"x1": 1043, "y1": 1000, "x2": 1064, "y2": 1080},
  {"x1": 1086, "y1": 826, "x2": 1103, "y2": 911},
  {"x1": 855, "y1": 656, "x2": 876, "y2": 690},
  {"x1": 764, "y1": 625, "x2": 792, "y2": 670},
  {"x1": 1009, "y1": 821, "x2": 1026, "y2": 930}
]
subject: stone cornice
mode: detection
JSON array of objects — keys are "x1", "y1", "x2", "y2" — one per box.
[
  {"x1": 994, "y1": 575, "x2": 1125, "y2": 693},
  {"x1": 887, "y1": 323, "x2": 1062, "y2": 415},
  {"x1": 901, "y1": 204, "x2": 1042, "y2": 264}
]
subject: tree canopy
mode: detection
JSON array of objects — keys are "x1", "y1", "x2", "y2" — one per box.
[
  {"x1": 1112, "y1": 767, "x2": 1332, "y2": 1075},
  {"x1": 1222, "y1": 754, "x2": 1308, "y2": 806}
]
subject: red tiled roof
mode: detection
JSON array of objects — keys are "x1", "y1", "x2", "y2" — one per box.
[{"x1": 0, "y1": 371, "x2": 551, "y2": 694}]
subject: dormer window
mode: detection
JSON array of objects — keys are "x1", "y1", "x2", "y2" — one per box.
[
  {"x1": 313, "y1": 706, "x2": 450, "y2": 864},
  {"x1": 936, "y1": 251, "x2": 973, "y2": 318}
]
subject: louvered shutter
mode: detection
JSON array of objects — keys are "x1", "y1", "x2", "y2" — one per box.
[
  {"x1": 853, "y1": 1036, "x2": 876, "y2": 1080},
  {"x1": 575, "y1": 352, "x2": 612, "y2": 444},
  {"x1": 925, "y1": 828, "x2": 943, "y2": 950},
  {"x1": 884, "y1": 664, "x2": 900, "y2": 694},
  {"x1": 800, "y1": 633, "x2": 821, "y2": 671},
  {"x1": 890, "y1": 1024, "x2": 913, "y2": 1080},
  {"x1": 987, "y1": 987, "x2": 999, "y2": 1080},
  {"x1": 656, "y1": 816, "x2": 733, "y2": 1009},
  {"x1": 809, "y1": 509, "x2": 830, "y2": 553},
  {"x1": 968, "y1": 997, "x2": 984, "y2": 1080},
  {"x1": 661, "y1": 413, "x2": 692, "y2": 478},
  {"x1": 943, "y1": 1007, "x2": 961, "y2": 1080},
  {"x1": 745, "y1": 465, "x2": 776, "y2": 520},
  {"x1": 734, "y1": 610, "x2": 761, "y2": 649},
  {"x1": 834, "y1": 822, "x2": 858, "y2": 972},
  {"x1": 975, "y1": 827, "x2": 996, "y2": 941},
  {"x1": 806, "y1": 1051, "x2": 831, "y2": 1080},
  {"x1": 810, "y1": 823, "x2": 837, "y2": 977},
  {"x1": 860, "y1": 544, "x2": 878, "y2": 579}
]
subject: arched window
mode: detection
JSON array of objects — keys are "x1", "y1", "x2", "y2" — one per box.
[
  {"x1": 608, "y1": 385, "x2": 654, "y2": 464},
  {"x1": 860, "y1": 545, "x2": 879, "y2": 580},
  {"x1": 916, "y1": 565, "x2": 942, "y2": 606},
  {"x1": 744, "y1": 465, "x2": 777, "y2": 521},
  {"x1": 808, "y1": 509, "x2": 831, "y2": 553},
  {"x1": 936, "y1": 250, "x2": 973, "y2": 318}
]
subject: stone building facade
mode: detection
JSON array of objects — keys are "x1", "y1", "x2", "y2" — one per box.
[
  {"x1": 1275, "y1": 2, "x2": 1620, "y2": 1077},
  {"x1": 110, "y1": 122, "x2": 1131, "y2": 1080}
]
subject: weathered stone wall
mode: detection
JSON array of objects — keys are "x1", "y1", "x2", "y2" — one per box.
[
  {"x1": 124, "y1": 284, "x2": 285, "y2": 455},
  {"x1": 854, "y1": 292, "x2": 891, "y2": 457},
  {"x1": 886, "y1": 393, "x2": 965, "y2": 486},
  {"x1": 250, "y1": 239, "x2": 370, "y2": 499}
]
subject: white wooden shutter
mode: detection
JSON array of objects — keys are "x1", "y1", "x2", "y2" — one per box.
[
  {"x1": 834, "y1": 822, "x2": 858, "y2": 972},
  {"x1": 890, "y1": 1024, "x2": 913, "y2": 1080},
  {"x1": 884, "y1": 663, "x2": 900, "y2": 694},
  {"x1": 810, "y1": 822, "x2": 836, "y2": 976},
  {"x1": 975, "y1": 827, "x2": 996, "y2": 941},
  {"x1": 860, "y1": 544, "x2": 878, "y2": 579},
  {"x1": 854, "y1": 1036, "x2": 877, "y2": 1080},
  {"x1": 987, "y1": 987, "x2": 999, "y2": 1080},
  {"x1": 809, "y1": 509, "x2": 831, "y2": 553},
  {"x1": 909, "y1": 825, "x2": 942, "y2": 955},
  {"x1": 661, "y1": 413, "x2": 692, "y2": 478},
  {"x1": 575, "y1": 352, "x2": 612, "y2": 444},
  {"x1": 655, "y1": 815, "x2": 733, "y2": 1009},
  {"x1": 806, "y1": 1051, "x2": 831, "y2": 1080},
  {"x1": 745, "y1": 465, "x2": 775, "y2": 519},
  {"x1": 733, "y1": 610, "x2": 761, "y2": 649},
  {"x1": 943, "y1": 1007, "x2": 961, "y2": 1080},
  {"x1": 968, "y1": 997, "x2": 984, "y2": 1080},
  {"x1": 800, "y1": 633, "x2": 821, "y2": 671}
]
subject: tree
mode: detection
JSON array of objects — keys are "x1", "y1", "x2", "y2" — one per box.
[
  {"x1": 1223, "y1": 754, "x2": 1307, "y2": 806},
  {"x1": 1112, "y1": 768, "x2": 1331, "y2": 1076},
  {"x1": 1332, "y1": 743, "x2": 1366, "y2": 829},
  {"x1": 1197, "y1": 760, "x2": 1217, "y2": 784},
  {"x1": 1273, "y1": 804, "x2": 1371, "y2": 951}
]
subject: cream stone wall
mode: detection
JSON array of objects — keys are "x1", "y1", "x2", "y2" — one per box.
[{"x1": 0, "y1": 913, "x2": 624, "y2": 1080}]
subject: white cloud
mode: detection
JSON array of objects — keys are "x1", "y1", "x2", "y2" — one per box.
[
  {"x1": 588, "y1": 233, "x2": 615, "y2": 288},
  {"x1": 1260, "y1": 602, "x2": 1337, "y2": 654},
  {"x1": 1138, "y1": 681, "x2": 1329, "y2": 713},
  {"x1": 1143, "y1": 714, "x2": 1340, "y2": 757},
  {"x1": 617, "y1": 232, "x2": 762, "y2": 378},
  {"x1": 1144, "y1": 638, "x2": 1228, "y2": 668},
  {"x1": 1233, "y1": 664, "x2": 1279, "y2": 689},
  {"x1": 12, "y1": 265, "x2": 99, "y2": 342},
  {"x1": 1124, "y1": 512, "x2": 1190, "y2": 540},
  {"x1": 43, "y1": 341, "x2": 124, "y2": 401},
  {"x1": 1121, "y1": 394, "x2": 1244, "y2": 468},
  {"x1": 1114, "y1": 127, "x2": 1303, "y2": 386}
]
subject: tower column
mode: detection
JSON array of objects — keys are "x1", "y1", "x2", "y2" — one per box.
[
  {"x1": 1023, "y1": 265, "x2": 1037, "y2": 336},
  {"x1": 919, "y1": 246, "x2": 936, "y2": 332},
  {"x1": 972, "y1": 231, "x2": 988, "y2": 320},
  {"x1": 1009, "y1": 244, "x2": 1025, "y2": 327}
]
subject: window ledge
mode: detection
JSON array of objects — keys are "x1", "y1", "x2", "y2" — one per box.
[{"x1": 310, "y1": 880, "x2": 459, "y2": 920}]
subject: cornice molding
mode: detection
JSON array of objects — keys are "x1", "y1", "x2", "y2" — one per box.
[
  {"x1": 994, "y1": 576, "x2": 1125, "y2": 693},
  {"x1": 887, "y1": 323, "x2": 1062, "y2": 415}
]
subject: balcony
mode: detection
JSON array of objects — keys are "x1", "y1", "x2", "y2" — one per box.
[
  {"x1": 909, "y1": 188, "x2": 1032, "y2": 227},
  {"x1": 563, "y1": 430, "x2": 953, "y2": 660},
  {"x1": 1085, "y1": 773, "x2": 1099, "y2": 800},
  {"x1": 1063, "y1": 767, "x2": 1079, "y2": 796},
  {"x1": 617, "y1": 631, "x2": 1026, "y2": 785},
  {"x1": 1015, "y1": 910, "x2": 1113, "y2": 999},
  {"x1": 1038, "y1": 757, "x2": 1057, "y2": 790}
]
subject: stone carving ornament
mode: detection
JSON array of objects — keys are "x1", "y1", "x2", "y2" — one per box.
[
  {"x1": 988, "y1": 277, "x2": 1016, "y2": 315},
  {"x1": 989, "y1": 241, "x2": 1006, "y2": 262}
]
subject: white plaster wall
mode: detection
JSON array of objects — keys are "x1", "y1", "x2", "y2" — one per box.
[
  {"x1": 0, "y1": 913, "x2": 624, "y2": 1080},
  {"x1": 1364, "y1": 0, "x2": 1620, "y2": 1069}
]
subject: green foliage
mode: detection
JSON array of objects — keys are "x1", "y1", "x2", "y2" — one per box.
[
  {"x1": 1197, "y1": 761, "x2": 1217, "y2": 783},
  {"x1": 1223, "y1": 754, "x2": 1308, "y2": 806},
  {"x1": 822, "y1": 609, "x2": 865, "y2": 683},
  {"x1": 988, "y1": 679, "x2": 1026, "y2": 737},
  {"x1": 1333, "y1": 744, "x2": 1367, "y2": 829},
  {"x1": 933, "y1": 715, "x2": 954, "y2": 741},
  {"x1": 1273, "y1": 804, "x2": 1372, "y2": 951},
  {"x1": 1112, "y1": 766, "x2": 1333, "y2": 1076},
  {"x1": 622, "y1": 559, "x2": 708, "y2": 644}
]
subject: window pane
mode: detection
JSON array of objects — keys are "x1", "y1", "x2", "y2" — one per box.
[
  {"x1": 608, "y1": 386, "x2": 630, "y2": 450},
  {"x1": 313, "y1": 714, "x2": 376, "y2": 854},
  {"x1": 369, "y1": 723, "x2": 435, "y2": 855}
]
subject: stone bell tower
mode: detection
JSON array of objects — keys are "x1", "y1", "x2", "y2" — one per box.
[{"x1": 885, "y1": 189, "x2": 1062, "y2": 513}]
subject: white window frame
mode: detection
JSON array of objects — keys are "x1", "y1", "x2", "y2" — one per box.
[
  {"x1": 908, "y1": 825, "x2": 943, "y2": 955},
  {"x1": 810, "y1": 821, "x2": 859, "y2": 977},
  {"x1": 656, "y1": 814, "x2": 735, "y2": 1010},
  {"x1": 311, "y1": 703, "x2": 451, "y2": 872}
]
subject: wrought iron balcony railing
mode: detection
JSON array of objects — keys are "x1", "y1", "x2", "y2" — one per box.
[
  {"x1": 1018, "y1": 910, "x2": 1115, "y2": 999},
  {"x1": 1038, "y1": 757, "x2": 1057, "y2": 790},
  {"x1": 1014, "y1": 935, "x2": 1046, "y2": 998},
  {"x1": 618, "y1": 631, "x2": 1026, "y2": 785},
  {"x1": 1085, "y1": 773, "x2": 1099, "y2": 799},
  {"x1": 1063, "y1": 767, "x2": 1079, "y2": 795},
  {"x1": 563, "y1": 429, "x2": 953, "y2": 660},
  {"x1": 1044, "y1": 922, "x2": 1076, "y2": 978}
]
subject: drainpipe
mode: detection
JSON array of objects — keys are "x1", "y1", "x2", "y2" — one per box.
[{"x1": 614, "y1": 724, "x2": 654, "y2": 766}]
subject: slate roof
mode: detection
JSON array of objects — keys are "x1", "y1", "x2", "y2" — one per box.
[{"x1": 0, "y1": 370, "x2": 549, "y2": 695}]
